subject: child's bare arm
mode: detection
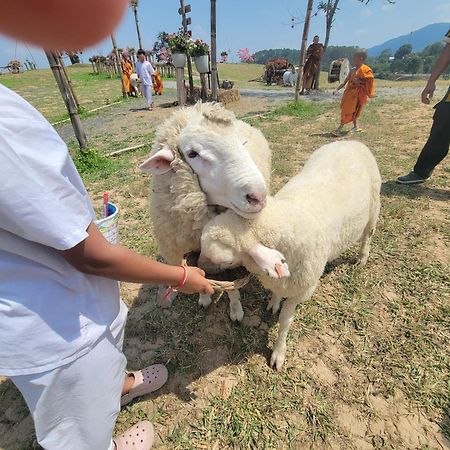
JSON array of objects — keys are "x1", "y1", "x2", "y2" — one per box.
[{"x1": 60, "y1": 222, "x2": 214, "y2": 295}]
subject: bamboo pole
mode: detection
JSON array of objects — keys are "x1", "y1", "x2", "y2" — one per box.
[
  {"x1": 210, "y1": 0, "x2": 218, "y2": 101},
  {"x1": 132, "y1": 4, "x2": 143, "y2": 49},
  {"x1": 57, "y1": 52, "x2": 81, "y2": 109},
  {"x1": 294, "y1": 0, "x2": 314, "y2": 102},
  {"x1": 45, "y1": 51, "x2": 88, "y2": 150},
  {"x1": 111, "y1": 34, "x2": 127, "y2": 98}
]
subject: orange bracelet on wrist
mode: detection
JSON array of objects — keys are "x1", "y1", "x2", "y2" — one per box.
[{"x1": 162, "y1": 265, "x2": 188, "y2": 301}]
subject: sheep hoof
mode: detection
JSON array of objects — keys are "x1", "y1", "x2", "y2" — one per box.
[
  {"x1": 229, "y1": 308, "x2": 244, "y2": 322},
  {"x1": 198, "y1": 294, "x2": 212, "y2": 308},
  {"x1": 356, "y1": 255, "x2": 369, "y2": 266},
  {"x1": 267, "y1": 295, "x2": 281, "y2": 314},
  {"x1": 270, "y1": 348, "x2": 286, "y2": 371}
]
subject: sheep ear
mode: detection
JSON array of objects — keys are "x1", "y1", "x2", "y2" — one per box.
[
  {"x1": 248, "y1": 243, "x2": 290, "y2": 279},
  {"x1": 139, "y1": 147, "x2": 174, "y2": 174}
]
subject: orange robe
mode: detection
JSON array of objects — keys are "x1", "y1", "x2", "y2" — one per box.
[
  {"x1": 340, "y1": 64, "x2": 375, "y2": 124},
  {"x1": 121, "y1": 60, "x2": 134, "y2": 94},
  {"x1": 153, "y1": 70, "x2": 163, "y2": 95}
]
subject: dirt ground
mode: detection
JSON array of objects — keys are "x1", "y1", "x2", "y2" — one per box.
[{"x1": 0, "y1": 86, "x2": 449, "y2": 450}]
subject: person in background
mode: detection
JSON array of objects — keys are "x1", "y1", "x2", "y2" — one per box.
[
  {"x1": 121, "y1": 53, "x2": 138, "y2": 97},
  {"x1": 153, "y1": 69, "x2": 164, "y2": 96},
  {"x1": 397, "y1": 30, "x2": 450, "y2": 184},
  {"x1": 300, "y1": 35, "x2": 324, "y2": 95},
  {"x1": 0, "y1": 1, "x2": 214, "y2": 449},
  {"x1": 332, "y1": 49, "x2": 375, "y2": 136},
  {"x1": 136, "y1": 49, "x2": 156, "y2": 111}
]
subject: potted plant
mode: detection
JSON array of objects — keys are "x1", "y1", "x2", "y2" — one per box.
[
  {"x1": 166, "y1": 31, "x2": 192, "y2": 68},
  {"x1": 191, "y1": 39, "x2": 210, "y2": 73}
]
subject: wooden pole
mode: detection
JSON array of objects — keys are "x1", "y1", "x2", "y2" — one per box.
[
  {"x1": 132, "y1": 4, "x2": 143, "y2": 49},
  {"x1": 110, "y1": 34, "x2": 127, "y2": 98},
  {"x1": 179, "y1": 0, "x2": 195, "y2": 103},
  {"x1": 294, "y1": 0, "x2": 314, "y2": 102},
  {"x1": 57, "y1": 52, "x2": 81, "y2": 109},
  {"x1": 176, "y1": 67, "x2": 187, "y2": 105},
  {"x1": 45, "y1": 51, "x2": 88, "y2": 150},
  {"x1": 210, "y1": 0, "x2": 218, "y2": 101}
]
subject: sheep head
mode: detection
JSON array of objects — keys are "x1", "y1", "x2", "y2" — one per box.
[{"x1": 139, "y1": 103, "x2": 267, "y2": 219}]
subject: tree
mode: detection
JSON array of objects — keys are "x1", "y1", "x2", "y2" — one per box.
[
  {"x1": 377, "y1": 48, "x2": 392, "y2": 63},
  {"x1": 403, "y1": 53, "x2": 421, "y2": 74},
  {"x1": 237, "y1": 48, "x2": 255, "y2": 63},
  {"x1": 394, "y1": 44, "x2": 412, "y2": 60},
  {"x1": 421, "y1": 42, "x2": 444, "y2": 58}
]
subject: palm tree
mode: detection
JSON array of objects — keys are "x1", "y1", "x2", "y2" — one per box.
[{"x1": 130, "y1": 0, "x2": 143, "y2": 50}]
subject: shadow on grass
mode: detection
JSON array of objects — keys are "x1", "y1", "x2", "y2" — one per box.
[
  {"x1": 121, "y1": 279, "x2": 279, "y2": 405},
  {"x1": 381, "y1": 180, "x2": 450, "y2": 201}
]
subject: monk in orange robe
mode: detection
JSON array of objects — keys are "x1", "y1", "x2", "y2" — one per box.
[
  {"x1": 153, "y1": 69, "x2": 163, "y2": 95},
  {"x1": 333, "y1": 49, "x2": 375, "y2": 135},
  {"x1": 121, "y1": 54, "x2": 137, "y2": 97}
]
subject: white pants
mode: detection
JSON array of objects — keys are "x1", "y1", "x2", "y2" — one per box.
[
  {"x1": 12, "y1": 301, "x2": 128, "y2": 450},
  {"x1": 141, "y1": 84, "x2": 153, "y2": 107}
]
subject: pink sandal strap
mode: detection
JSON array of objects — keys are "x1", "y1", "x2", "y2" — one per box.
[
  {"x1": 121, "y1": 364, "x2": 168, "y2": 407},
  {"x1": 114, "y1": 420, "x2": 154, "y2": 450}
]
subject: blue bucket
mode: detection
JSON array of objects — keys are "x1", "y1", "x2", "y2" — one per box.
[{"x1": 94, "y1": 202, "x2": 119, "y2": 244}]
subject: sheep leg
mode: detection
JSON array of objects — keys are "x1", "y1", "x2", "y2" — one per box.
[
  {"x1": 198, "y1": 293, "x2": 212, "y2": 309},
  {"x1": 270, "y1": 284, "x2": 317, "y2": 371},
  {"x1": 266, "y1": 292, "x2": 282, "y2": 314},
  {"x1": 156, "y1": 253, "x2": 184, "y2": 308},
  {"x1": 358, "y1": 199, "x2": 380, "y2": 266},
  {"x1": 228, "y1": 289, "x2": 244, "y2": 322}
]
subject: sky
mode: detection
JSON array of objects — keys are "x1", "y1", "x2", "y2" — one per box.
[{"x1": 1, "y1": 0, "x2": 449, "y2": 68}]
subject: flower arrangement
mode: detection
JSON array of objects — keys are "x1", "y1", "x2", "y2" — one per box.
[
  {"x1": 166, "y1": 31, "x2": 192, "y2": 54},
  {"x1": 190, "y1": 39, "x2": 209, "y2": 57}
]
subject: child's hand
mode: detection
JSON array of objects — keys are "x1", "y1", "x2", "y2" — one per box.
[{"x1": 180, "y1": 266, "x2": 214, "y2": 295}]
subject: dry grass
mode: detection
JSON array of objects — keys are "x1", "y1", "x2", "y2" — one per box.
[{"x1": 0, "y1": 70, "x2": 449, "y2": 450}]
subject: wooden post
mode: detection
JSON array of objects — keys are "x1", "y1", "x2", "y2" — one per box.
[
  {"x1": 200, "y1": 73, "x2": 208, "y2": 101},
  {"x1": 57, "y1": 52, "x2": 81, "y2": 110},
  {"x1": 179, "y1": 0, "x2": 195, "y2": 103},
  {"x1": 294, "y1": 0, "x2": 314, "y2": 102},
  {"x1": 210, "y1": 0, "x2": 218, "y2": 101},
  {"x1": 110, "y1": 34, "x2": 127, "y2": 98},
  {"x1": 131, "y1": 3, "x2": 143, "y2": 49},
  {"x1": 176, "y1": 67, "x2": 186, "y2": 105},
  {"x1": 45, "y1": 51, "x2": 88, "y2": 150}
]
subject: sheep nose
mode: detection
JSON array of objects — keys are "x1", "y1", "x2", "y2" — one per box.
[{"x1": 245, "y1": 192, "x2": 266, "y2": 208}]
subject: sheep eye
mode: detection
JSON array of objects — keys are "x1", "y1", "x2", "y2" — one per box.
[{"x1": 187, "y1": 150, "x2": 199, "y2": 158}]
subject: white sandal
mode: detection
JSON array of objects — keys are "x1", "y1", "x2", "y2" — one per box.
[
  {"x1": 114, "y1": 420, "x2": 154, "y2": 450},
  {"x1": 121, "y1": 364, "x2": 168, "y2": 407}
]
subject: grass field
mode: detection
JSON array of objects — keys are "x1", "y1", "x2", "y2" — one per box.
[{"x1": 0, "y1": 64, "x2": 449, "y2": 450}]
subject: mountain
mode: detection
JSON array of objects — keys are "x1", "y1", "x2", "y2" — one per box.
[{"x1": 368, "y1": 23, "x2": 449, "y2": 56}]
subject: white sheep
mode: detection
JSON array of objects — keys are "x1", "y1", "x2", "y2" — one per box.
[
  {"x1": 199, "y1": 141, "x2": 381, "y2": 370},
  {"x1": 283, "y1": 68, "x2": 298, "y2": 87},
  {"x1": 139, "y1": 102, "x2": 272, "y2": 310}
]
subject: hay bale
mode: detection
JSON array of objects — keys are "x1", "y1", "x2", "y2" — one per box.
[
  {"x1": 186, "y1": 86, "x2": 240, "y2": 104},
  {"x1": 218, "y1": 88, "x2": 240, "y2": 104}
]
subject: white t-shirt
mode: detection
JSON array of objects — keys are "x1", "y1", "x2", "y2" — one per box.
[
  {"x1": 136, "y1": 60, "x2": 155, "y2": 86},
  {"x1": 0, "y1": 84, "x2": 120, "y2": 376}
]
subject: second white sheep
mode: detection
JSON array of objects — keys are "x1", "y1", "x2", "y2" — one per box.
[{"x1": 199, "y1": 140, "x2": 382, "y2": 370}]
